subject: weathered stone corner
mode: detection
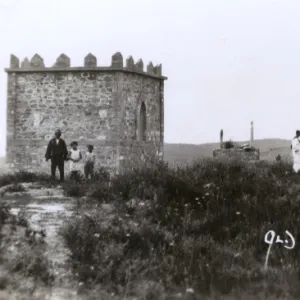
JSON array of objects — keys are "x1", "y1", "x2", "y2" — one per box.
[
  {"x1": 30, "y1": 54, "x2": 45, "y2": 68},
  {"x1": 111, "y1": 52, "x2": 123, "y2": 68},
  {"x1": 147, "y1": 62, "x2": 154, "y2": 74},
  {"x1": 21, "y1": 57, "x2": 30, "y2": 69},
  {"x1": 153, "y1": 64, "x2": 162, "y2": 76},
  {"x1": 10, "y1": 54, "x2": 19, "y2": 68},
  {"x1": 126, "y1": 56, "x2": 134, "y2": 69},
  {"x1": 53, "y1": 53, "x2": 70, "y2": 68},
  {"x1": 84, "y1": 53, "x2": 97, "y2": 67},
  {"x1": 135, "y1": 59, "x2": 144, "y2": 72}
]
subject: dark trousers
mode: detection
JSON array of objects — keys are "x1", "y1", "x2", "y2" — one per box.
[
  {"x1": 84, "y1": 162, "x2": 94, "y2": 179},
  {"x1": 51, "y1": 156, "x2": 65, "y2": 181}
]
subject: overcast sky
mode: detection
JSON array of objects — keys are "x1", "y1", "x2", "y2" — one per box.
[{"x1": 0, "y1": 0, "x2": 299, "y2": 156}]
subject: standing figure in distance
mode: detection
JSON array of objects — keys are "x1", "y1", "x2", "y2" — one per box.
[
  {"x1": 45, "y1": 129, "x2": 68, "y2": 181},
  {"x1": 67, "y1": 141, "x2": 82, "y2": 180},
  {"x1": 291, "y1": 130, "x2": 300, "y2": 173},
  {"x1": 84, "y1": 144, "x2": 96, "y2": 180}
]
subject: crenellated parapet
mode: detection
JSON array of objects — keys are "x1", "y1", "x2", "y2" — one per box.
[
  {"x1": 30, "y1": 54, "x2": 45, "y2": 68},
  {"x1": 6, "y1": 52, "x2": 166, "y2": 79},
  {"x1": 126, "y1": 56, "x2": 134, "y2": 70},
  {"x1": 135, "y1": 59, "x2": 144, "y2": 72},
  {"x1": 21, "y1": 57, "x2": 30, "y2": 68},
  {"x1": 84, "y1": 53, "x2": 97, "y2": 67},
  {"x1": 10, "y1": 54, "x2": 19, "y2": 68},
  {"x1": 53, "y1": 53, "x2": 70, "y2": 68},
  {"x1": 111, "y1": 52, "x2": 123, "y2": 68}
]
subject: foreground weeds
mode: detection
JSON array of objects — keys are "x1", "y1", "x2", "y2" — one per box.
[
  {"x1": 60, "y1": 158, "x2": 300, "y2": 298},
  {"x1": 0, "y1": 202, "x2": 54, "y2": 296}
]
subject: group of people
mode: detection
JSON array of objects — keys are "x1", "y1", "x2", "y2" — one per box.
[{"x1": 45, "y1": 129, "x2": 96, "y2": 181}]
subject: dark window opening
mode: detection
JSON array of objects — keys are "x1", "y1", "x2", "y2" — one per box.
[{"x1": 138, "y1": 102, "x2": 147, "y2": 141}]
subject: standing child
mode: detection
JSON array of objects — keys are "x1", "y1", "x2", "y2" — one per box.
[
  {"x1": 84, "y1": 145, "x2": 96, "y2": 179},
  {"x1": 67, "y1": 141, "x2": 82, "y2": 180}
]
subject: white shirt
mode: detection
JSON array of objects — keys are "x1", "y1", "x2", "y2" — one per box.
[
  {"x1": 292, "y1": 137, "x2": 300, "y2": 172},
  {"x1": 85, "y1": 152, "x2": 95, "y2": 163},
  {"x1": 292, "y1": 137, "x2": 300, "y2": 150},
  {"x1": 69, "y1": 149, "x2": 81, "y2": 172},
  {"x1": 69, "y1": 149, "x2": 81, "y2": 161}
]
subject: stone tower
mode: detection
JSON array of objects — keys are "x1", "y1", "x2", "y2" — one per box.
[{"x1": 5, "y1": 52, "x2": 167, "y2": 174}]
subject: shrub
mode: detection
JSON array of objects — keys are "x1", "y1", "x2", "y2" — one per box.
[
  {"x1": 62, "y1": 181, "x2": 88, "y2": 197},
  {"x1": 92, "y1": 167, "x2": 110, "y2": 183},
  {"x1": 222, "y1": 140, "x2": 236, "y2": 149},
  {"x1": 8, "y1": 242, "x2": 54, "y2": 286},
  {"x1": 0, "y1": 204, "x2": 54, "y2": 289},
  {"x1": 60, "y1": 158, "x2": 300, "y2": 297},
  {"x1": 87, "y1": 182, "x2": 115, "y2": 202},
  {"x1": 69, "y1": 170, "x2": 85, "y2": 182}
]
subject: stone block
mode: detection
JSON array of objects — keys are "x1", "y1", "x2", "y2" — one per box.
[
  {"x1": 30, "y1": 54, "x2": 45, "y2": 68},
  {"x1": 147, "y1": 62, "x2": 154, "y2": 74},
  {"x1": 10, "y1": 54, "x2": 19, "y2": 68},
  {"x1": 84, "y1": 53, "x2": 97, "y2": 67},
  {"x1": 111, "y1": 52, "x2": 123, "y2": 68},
  {"x1": 53, "y1": 53, "x2": 70, "y2": 68},
  {"x1": 21, "y1": 57, "x2": 30, "y2": 69},
  {"x1": 135, "y1": 59, "x2": 143, "y2": 72},
  {"x1": 126, "y1": 56, "x2": 134, "y2": 70},
  {"x1": 154, "y1": 64, "x2": 162, "y2": 76},
  {"x1": 99, "y1": 109, "x2": 107, "y2": 118}
]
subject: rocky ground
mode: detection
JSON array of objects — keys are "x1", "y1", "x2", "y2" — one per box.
[{"x1": 0, "y1": 182, "x2": 89, "y2": 300}]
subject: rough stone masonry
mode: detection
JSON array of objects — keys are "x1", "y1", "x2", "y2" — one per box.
[{"x1": 5, "y1": 52, "x2": 167, "y2": 174}]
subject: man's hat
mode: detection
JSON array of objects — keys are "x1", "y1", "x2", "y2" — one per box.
[{"x1": 55, "y1": 129, "x2": 61, "y2": 134}]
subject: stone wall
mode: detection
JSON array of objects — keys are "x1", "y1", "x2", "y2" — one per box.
[
  {"x1": 5, "y1": 53, "x2": 167, "y2": 175},
  {"x1": 212, "y1": 148, "x2": 260, "y2": 161}
]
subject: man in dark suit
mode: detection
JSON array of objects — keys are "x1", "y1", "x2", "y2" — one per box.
[{"x1": 45, "y1": 129, "x2": 68, "y2": 181}]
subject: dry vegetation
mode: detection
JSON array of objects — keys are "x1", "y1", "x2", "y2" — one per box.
[
  {"x1": 57, "y1": 158, "x2": 300, "y2": 299},
  {"x1": 0, "y1": 199, "x2": 54, "y2": 298},
  {"x1": 0, "y1": 138, "x2": 297, "y2": 299}
]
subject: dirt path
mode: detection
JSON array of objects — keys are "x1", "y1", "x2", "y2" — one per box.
[{"x1": 1, "y1": 182, "x2": 83, "y2": 300}]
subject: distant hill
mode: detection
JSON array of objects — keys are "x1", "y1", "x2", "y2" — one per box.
[
  {"x1": 0, "y1": 139, "x2": 293, "y2": 170},
  {"x1": 0, "y1": 157, "x2": 5, "y2": 167},
  {"x1": 164, "y1": 139, "x2": 292, "y2": 166}
]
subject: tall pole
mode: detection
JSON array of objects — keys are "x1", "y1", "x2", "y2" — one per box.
[
  {"x1": 220, "y1": 129, "x2": 223, "y2": 148},
  {"x1": 250, "y1": 121, "x2": 254, "y2": 147}
]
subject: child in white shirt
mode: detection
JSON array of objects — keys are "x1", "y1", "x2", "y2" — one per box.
[{"x1": 67, "y1": 141, "x2": 82, "y2": 177}]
